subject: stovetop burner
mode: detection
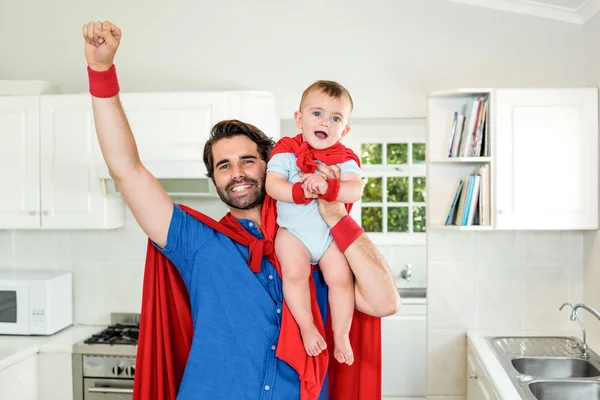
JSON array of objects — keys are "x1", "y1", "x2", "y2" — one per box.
[{"x1": 83, "y1": 323, "x2": 139, "y2": 346}]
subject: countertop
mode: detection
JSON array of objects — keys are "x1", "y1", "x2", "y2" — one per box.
[
  {"x1": 0, "y1": 290, "x2": 425, "y2": 373},
  {"x1": 466, "y1": 328, "x2": 581, "y2": 400},
  {"x1": 0, "y1": 324, "x2": 106, "y2": 372}
]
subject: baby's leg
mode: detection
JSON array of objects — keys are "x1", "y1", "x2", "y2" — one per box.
[
  {"x1": 319, "y1": 240, "x2": 355, "y2": 365},
  {"x1": 275, "y1": 228, "x2": 327, "y2": 357}
]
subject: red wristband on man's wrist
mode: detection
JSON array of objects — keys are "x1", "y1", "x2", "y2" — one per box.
[
  {"x1": 292, "y1": 182, "x2": 312, "y2": 204},
  {"x1": 318, "y1": 178, "x2": 340, "y2": 202},
  {"x1": 330, "y1": 215, "x2": 364, "y2": 252},
  {"x1": 88, "y1": 64, "x2": 120, "y2": 98}
]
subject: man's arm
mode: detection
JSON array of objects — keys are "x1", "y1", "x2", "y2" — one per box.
[
  {"x1": 317, "y1": 165, "x2": 401, "y2": 317},
  {"x1": 84, "y1": 21, "x2": 173, "y2": 248},
  {"x1": 345, "y1": 233, "x2": 401, "y2": 317}
]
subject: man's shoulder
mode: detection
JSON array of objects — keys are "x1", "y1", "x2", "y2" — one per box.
[
  {"x1": 174, "y1": 203, "x2": 214, "y2": 223},
  {"x1": 172, "y1": 203, "x2": 227, "y2": 236}
]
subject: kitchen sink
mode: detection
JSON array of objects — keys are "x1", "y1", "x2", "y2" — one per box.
[
  {"x1": 512, "y1": 357, "x2": 600, "y2": 378},
  {"x1": 397, "y1": 287, "x2": 426, "y2": 298},
  {"x1": 528, "y1": 380, "x2": 600, "y2": 400},
  {"x1": 487, "y1": 336, "x2": 600, "y2": 400}
]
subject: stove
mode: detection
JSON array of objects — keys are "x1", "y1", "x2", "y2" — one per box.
[
  {"x1": 72, "y1": 313, "x2": 139, "y2": 400},
  {"x1": 83, "y1": 323, "x2": 139, "y2": 346}
]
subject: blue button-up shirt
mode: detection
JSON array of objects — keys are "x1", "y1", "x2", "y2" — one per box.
[{"x1": 157, "y1": 204, "x2": 330, "y2": 400}]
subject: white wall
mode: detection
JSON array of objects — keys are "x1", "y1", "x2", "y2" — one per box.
[
  {"x1": 0, "y1": 0, "x2": 585, "y2": 120},
  {"x1": 0, "y1": 1, "x2": 590, "y2": 399},
  {"x1": 583, "y1": 11, "x2": 600, "y2": 350}
]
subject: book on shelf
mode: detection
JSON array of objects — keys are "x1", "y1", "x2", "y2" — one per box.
[
  {"x1": 443, "y1": 96, "x2": 489, "y2": 158},
  {"x1": 444, "y1": 164, "x2": 490, "y2": 226}
]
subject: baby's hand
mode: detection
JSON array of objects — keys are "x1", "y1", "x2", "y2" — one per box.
[
  {"x1": 303, "y1": 174, "x2": 328, "y2": 195},
  {"x1": 303, "y1": 185, "x2": 318, "y2": 199},
  {"x1": 298, "y1": 173, "x2": 318, "y2": 198}
]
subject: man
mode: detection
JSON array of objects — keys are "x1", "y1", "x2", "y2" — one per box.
[{"x1": 82, "y1": 20, "x2": 400, "y2": 400}]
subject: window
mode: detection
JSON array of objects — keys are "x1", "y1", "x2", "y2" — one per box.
[
  {"x1": 344, "y1": 119, "x2": 427, "y2": 245},
  {"x1": 360, "y1": 141, "x2": 426, "y2": 233}
]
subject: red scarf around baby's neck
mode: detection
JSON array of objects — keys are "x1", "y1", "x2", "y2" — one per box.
[{"x1": 132, "y1": 134, "x2": 381, "y2": 400}]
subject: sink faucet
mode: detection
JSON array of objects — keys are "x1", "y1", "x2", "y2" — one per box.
[
  {"x1": 559, "y1": 302, "x2": 600, "y2": 359},
  {"x1": 400, "y1": 264, "x2": 412, "y2": 282},
  {"x1": 573, "y1": 303, "x2": 600, "y2": 321}
]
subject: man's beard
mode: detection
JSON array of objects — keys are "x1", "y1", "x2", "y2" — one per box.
[{"x1": 216, "y1": 177, "x2": 266, "y2": 211}]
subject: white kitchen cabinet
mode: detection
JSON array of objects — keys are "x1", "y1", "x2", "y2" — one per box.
[
  {"x1": 118, "y1": 91, "x2": 280, "y2": 167},
  {"x1": 381, "y1": 302, "x2": 426, "y2": 399},
  {"x1": 494, "y1": 89, "x2": 597, "y2": 230},
  {"x1": 37, "y1": 352, "x2": 72, "y2": 400},
  {"x1": 467, "y1": 342, "x2": 499, "y2": 400},
  {"x1": 0, "y1": 97, "x2": 41, "y2": 229},
  {"x1": 427, "y1": 88, "x2": 598, "y2": 231},
  {"x1": 0, "y1": 354, "x2": 38, "y2": 400},
  {"x1": 0, "y1": 95, "x2": 125, "y2": 230},
  {"x1": 0, "y1": 91, "x2": 279, "y2": 229},
  {"x1": 39, "y1": 95, "x2": 125, "y2": 230},
  {"x1": 96, "y1": 91, "x2": 280, "y2": 196}
]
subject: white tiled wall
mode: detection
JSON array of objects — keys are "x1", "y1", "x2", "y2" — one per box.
[
  {"x1": 583, "y1": 11, "x2": 600, "y2": 353},
  {"x1": 0, "y1": 197, "x2": 424, "y2": 325},
  {"x1": 583, "y1": 230, "x2": 600, "y2": 351},
  {"x1": 378, "y1": 244, "x2": 426, "y2": 289},
  {"x1": 427, "y1": 230, "x2": 585, "y2": 397},
  {"x1": 0, "y1": 197, "x2": 229, "y2": 325}
]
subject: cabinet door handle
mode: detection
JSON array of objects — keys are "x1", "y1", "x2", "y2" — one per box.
[
  {"x1": 469, "y1": 372, "x2": 478, "y2": 379},
  {"x1": 42, "y1": 211, "x2": 49, "y2": 216},
  {"x1": 88, "y1": 387, "x2": 134, "y2": 394},
  {"x1": 29, "y1": 211, "x2": 36, "y2": 216},
  {"x1": 497, "y1": 210, "x2": 504, "y2": 215}
]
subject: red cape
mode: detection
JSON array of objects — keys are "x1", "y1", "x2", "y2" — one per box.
[{"x1": 133, "y1": 134, "x2": 381, "y2": 400}]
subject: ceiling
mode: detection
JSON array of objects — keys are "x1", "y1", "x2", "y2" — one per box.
[
  {"x1": 534, "y1": 0, "x2": 589, "y2": 8},
  {"x1": 444, "y1": 0, "x2": 600, "y2": 24}
]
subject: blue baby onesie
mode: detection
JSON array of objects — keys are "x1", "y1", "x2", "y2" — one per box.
[{"x1": 267, "y1": 152, "x2": 361, "y2": 264}]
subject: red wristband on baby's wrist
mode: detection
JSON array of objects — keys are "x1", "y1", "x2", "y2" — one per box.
[
  {"x1": 318, "y1": 178, "x2": 340, "y2": 202},
  {"x1": 331, "y1": 215, "x2": 364, "y2": 252},
  {"x1": 87, "y1": 64, "x2": 120, "y2": 98},
  {"x1": 292, "y1": 182, "x2": 312, "y2": 204}
]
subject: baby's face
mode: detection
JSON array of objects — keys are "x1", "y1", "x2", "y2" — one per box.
[{"x1": 294, "y1": 90, "x2": 352, "y2": 150}]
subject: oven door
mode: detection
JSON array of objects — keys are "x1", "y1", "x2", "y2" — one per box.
[{"x1": 83, "y1": 378, "x2": 133, "y2": 400}]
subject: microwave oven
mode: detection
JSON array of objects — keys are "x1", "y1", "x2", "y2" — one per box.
[{"x1": 0, "y1": 270, "x2": 73, "y2": 335}]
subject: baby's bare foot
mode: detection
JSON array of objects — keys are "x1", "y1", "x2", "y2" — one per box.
[
  {"x1": 300, "y1": 324, "x2": 327, "y2": 356},
  {"x1": 334, "y1": 333, "x2": 354, "y2": 365}
]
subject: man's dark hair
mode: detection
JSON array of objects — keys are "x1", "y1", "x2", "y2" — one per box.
[{"x1": 203, "y1": 120, "x2": 275, "y2": 179}]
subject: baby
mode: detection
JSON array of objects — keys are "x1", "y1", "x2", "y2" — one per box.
[{"x1": 266, "y1": 80, "x2": 363, "y2": 365}]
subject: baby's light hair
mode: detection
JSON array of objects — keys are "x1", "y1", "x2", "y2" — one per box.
[{"x1": 299, "y1": 80, "x2": 354, "y2": 112}]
